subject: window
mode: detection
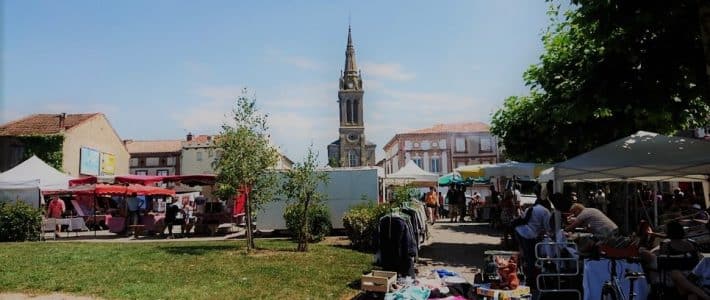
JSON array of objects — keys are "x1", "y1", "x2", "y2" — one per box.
[
  {"x1": 413, "y1": 158, "x2": 423, "y2": 169},
  {"x1": 456, "y1": 161, "x2": 466, "y2": 168},
  {"x1": 196, "y1": 151, "x2": 203, "y2": 161},
  {"x1": 455, "y1": 138, "x2": 466, "y2": 152},
  {"x1": 146, "y1": 157, "x2": 159, "y2": 166},
  {"x1": 208, "y1": 149, "x2": 214, "y2": 157},
  {"x1": 135, "y1": 170, "x2": 148, "y2": 175},
  {"x1": 346, "y1": 100, "x2": 352, "y2": 123},
  {"x1": 156, "y1": 169, "x2": 169, "y2": 176},
  {"x1": 166, "y1": 157, "x2": 176, "y2": 166},
  {"x1": 480, "y1": 137, "x2": 492, "y2": 153},
  {"x1": 353, "y1": 100, "x2": 359, "y2": 123},
  {"x1": 348, "y1": 150, "x2": 359, "y2": 167},
  {"x1": 130, "y1": 158, "x2": 139, "y2": 167},
  {"x1": 430, "y1": 158, "x2": 441, "y2": 173}
]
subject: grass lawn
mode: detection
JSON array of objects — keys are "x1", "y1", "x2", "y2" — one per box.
[{"x1": 0, "y1": 239, "x2": 373, "y2": 299}]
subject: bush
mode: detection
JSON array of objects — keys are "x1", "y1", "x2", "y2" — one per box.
[
  {"x1": 342, "y1": 202, "x2": 389, "y2": 251},
  {"x1": 0, "y1": 201, "x2": 42, "y2": 242},
  {"x1": 283, "y1": 203, "x2": 332, "y2": 243}
]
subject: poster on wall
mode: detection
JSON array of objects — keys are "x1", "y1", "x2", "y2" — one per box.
[
  {"x1": 79, "y1": 147, "x2": 100, "y2": 176},
  {"x1": 101, "y1": 152, "x2": 116, "y2": 175}
]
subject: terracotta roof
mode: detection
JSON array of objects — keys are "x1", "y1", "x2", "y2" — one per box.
[
  {"x1": 407, "y1": 122, "x2": 490, "y2": 134},
  {"x1": 124, "y1": 140, "x2": 182, "y2": 154},
  {"x1": 0, "y1": 113, "x2": 100, "y2": 136},
  {"x1": 183, "y1": 135, "x2": 216, "y2": 146}
]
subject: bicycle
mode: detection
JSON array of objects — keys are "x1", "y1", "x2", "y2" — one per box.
[{"x1": 599, "y1": 251, "x2": 645, "y2": 300}]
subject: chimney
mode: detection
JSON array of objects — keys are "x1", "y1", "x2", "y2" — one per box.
[
  {"x1": 186, "y1": 132, "x2": 193, "y2": 141},
  {"x1": 59, "y1": 113, "x2": 67, "y2": 130}
]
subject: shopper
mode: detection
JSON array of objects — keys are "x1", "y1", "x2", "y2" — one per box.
[
  {"x1": 514, "y1": 189, "x2": 552, "y2": 286},
  {"x1": 565, "y1": 203, "x2": 618, "y2": 239},
  {"x1": 46, "y1": 197, "x2": 66, "y2": 238}
]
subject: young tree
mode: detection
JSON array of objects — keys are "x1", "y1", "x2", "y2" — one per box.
[
  {"x1": 214, "y1": 88, "x2": 279, "y2": 252},
  {"x1": 281, "y1": 145, "x2": 329, "y2": 252}
]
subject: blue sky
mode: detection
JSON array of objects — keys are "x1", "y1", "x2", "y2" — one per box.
[{"x1": 2, "y1": 1, "x2": 552, "y2": 163}]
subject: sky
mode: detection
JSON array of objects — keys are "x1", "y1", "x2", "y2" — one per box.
[{"x1": 1, "y1": 1, "x2": 552, "y2": 164}]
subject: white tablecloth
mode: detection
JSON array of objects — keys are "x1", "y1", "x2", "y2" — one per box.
[
  {"x1": 52, "y1": 218, "x2": 89, "y2": 232},
  {"x1": 583, "y1": 259, "x2": 649, "y2": 300}
]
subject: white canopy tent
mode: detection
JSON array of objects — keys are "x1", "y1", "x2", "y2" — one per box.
[
  {"x1": 0, "y1": 179, "x2": 41, "y2": 208},
  {"x1": 551, "y1": 131, "x2": 710, "y2": 229},
  {"x1": 382, "y1": 160, "x2": 439, "y2": 203},
  {"x1": 0, "y1": 156, "x2": 75, "y2": 207}
]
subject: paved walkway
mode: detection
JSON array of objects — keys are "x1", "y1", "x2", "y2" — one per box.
[{"x1": 416, "y1": 221, "x2": 507, "y2": 282}]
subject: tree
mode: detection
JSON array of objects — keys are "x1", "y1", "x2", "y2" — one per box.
[
  {"x1": 214, "y1": 88, "x2": 279, "y2": 252},
  {"x1": 491, "y1": 0, "x2": 710, "y2": 163},
  {"x1": 281, "y1": 145, "x2": 329, "y2": 252}
]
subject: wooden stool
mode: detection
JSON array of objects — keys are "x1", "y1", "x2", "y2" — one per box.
[{"x1": 128, "y1": 225, "x2": 145, "y2": 238}]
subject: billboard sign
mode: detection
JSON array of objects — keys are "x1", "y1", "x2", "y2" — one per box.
[
  {"x1": 101, "y1": 152, "x2": 116, "y2": 175},
  {"x1": 80, "y1": 147, "x2": 100, "y2": 176}
]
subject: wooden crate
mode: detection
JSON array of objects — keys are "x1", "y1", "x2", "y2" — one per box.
[{"x1": 361, "y1": 271, "x2": 397, "y2": 293}]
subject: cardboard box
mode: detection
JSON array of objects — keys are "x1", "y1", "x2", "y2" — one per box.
[
  {"x1": 361, "y1": 271, "x2": 397, "y2": 293},
  {"x1": 476, "y1": 285, "x2": 531, "y2": 299}
]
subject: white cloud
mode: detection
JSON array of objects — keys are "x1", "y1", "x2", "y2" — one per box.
[
  {"x1": 283, "y1": 56, "x2": 323, "y2": 70},
  {"x1": 361, "y1": 62, "x2": 415, "y2": 81}
]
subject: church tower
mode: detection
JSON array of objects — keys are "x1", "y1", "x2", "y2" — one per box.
[{"x1": 327, "y1": 26, "x2": 376, "y2": 167}]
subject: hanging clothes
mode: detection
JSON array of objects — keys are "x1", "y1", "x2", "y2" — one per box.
[{"x1": 377, "y1": 213, "x2": 418, "y2": 277}]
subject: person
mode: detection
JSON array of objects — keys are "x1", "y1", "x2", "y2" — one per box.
[
  {"x1": 514, "y1": 189, "x2": 552, "y2": 286},
  {"x1": 163, "y1": 198, "x2": 181, "y2": 239},
  {"x1": 125, "y1": 192, "x2": 140, "y2": 228},
  {"x1": 447, "y1": 186, "x2": 459, "y2": 223},
  {"x1": 425, "y1": 186, "x2": 439, "y2": 224},
  {"x1": 565, "y1": 203, "x2": 618, "y2": 239},
  {"x1": 489, "y1": 184, "x2": 501, "y2": 226},
  {"x1": 671, "y1": 257, "x2": 710, "y2": 300},
  {"x1": 457, "y1": 185, "x2": 467, "y2": 222},
  {"x1": 470, "y1": 193, "x2": 481, "y2": 221},
  {"x1": 438, "y1": 191, "x2": 446, "y2": 219},
  {"x1": 500, "y1": 190, "x2": 517, "y2": 247},
  {"x1": 46, "y1": 197, "x2": 66, "y2": 238},
  {"x1": 641, "y1": 221, "x2": 700, "y2": 285},
  {"x1": 593, "y1": 189, "x2": 608, "y2": 214},
  {"x1": 181, "y1": 197, "x2": 195, "y2": 236}
]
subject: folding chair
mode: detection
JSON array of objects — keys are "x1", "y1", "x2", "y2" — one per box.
[{"x1": 40, "y1": 218, "x2": 57, "y2": 241}]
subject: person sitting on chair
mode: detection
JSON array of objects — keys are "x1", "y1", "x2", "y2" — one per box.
[{"x1": 640, "y1": 221, "x2": 699, "y2": 285}]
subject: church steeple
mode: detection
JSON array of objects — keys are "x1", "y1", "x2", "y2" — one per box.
[
  {"x1": 341, "y1": 26, "x2": 362, "y2": 91},
  {"x1": 345, "y1": 26, "x2": 358, "y2": 76}
]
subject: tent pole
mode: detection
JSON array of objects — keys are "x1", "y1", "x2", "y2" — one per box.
[
  {"x1": 93, "y1": 190, "x2": 97, "y2": 237},
  {"x1": 624, "y1": 182, "x2": 629, "y2": 234}
]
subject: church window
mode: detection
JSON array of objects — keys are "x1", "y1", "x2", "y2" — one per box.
[
  {"x1": 348, "y1": 150, "x2": 359, "y2": 167},
  {"x1": 353, "y1": 100, "x2": 359, "y2": 123},
  {"x1": 346, "y1": 100, "x2": 353, "y2": 123}
]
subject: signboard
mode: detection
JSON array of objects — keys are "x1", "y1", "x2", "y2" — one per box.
[
  {"x1": 79, "y1": 147, "x2": 100, "y2": 176},
  {"x1": 101, "y1": 152, "x2": 116, "y2": 175}
]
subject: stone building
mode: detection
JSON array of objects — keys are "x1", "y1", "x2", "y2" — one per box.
[
  {"x1": 0, "y1": 113, "x2": 129, "y2": 176},
  {"x1": 124, "y1": 139, "x2": 182, "y2": 176},
  {"x1": 382, "y1": 122, "x2": 500, "y2": 175},
  {"x1": 327, "y1": 26, "x2": 376, "y2": 167}
]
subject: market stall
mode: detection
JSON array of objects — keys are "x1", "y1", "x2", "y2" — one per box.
[{"x1": 0, "y1": 155, "x2": 75, "y2": 207}]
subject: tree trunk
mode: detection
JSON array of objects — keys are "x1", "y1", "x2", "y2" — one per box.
[
  {"x1": 245, "y1": 190, "x2": 254, "y2": 252},
  {"x1": 297, "y1": 193, "x2": 311, "y2": 252}
]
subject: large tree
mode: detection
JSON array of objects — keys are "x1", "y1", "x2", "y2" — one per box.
[
  {"x1": 214, "y1": 89, "x2": 279, "y2": 252},
  {"x1": 491, "y1": 0, "x2": 710, "y2": 163},
  {"x1": 281, "y1": 145, "x2": 329, "y2": 252}
]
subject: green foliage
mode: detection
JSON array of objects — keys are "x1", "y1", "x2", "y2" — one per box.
[
  {"x1": 16, "y1": 135, "x2": 64, "y2": 170},
  {"x1": 283, "y1": 203, "x2": 332, "y2": 243},
  {"x1": 282, "y1": 145, "x2": 330, "y2": 251},
  {"x1": 214, "y1": 88, "x2": 280, "y2": 250},
  {"x1": 390, "y1": 185, "x2": 417, "y2": 207},
  {"x1": 342, "y1": 202, "x2": 389, "y2": 251},
  {"x1": 491, "y1": 0, "x2": 710, "y2": 163},
  {"x1": 0, "y1": 201, "x2": 42, "y2": 242}
]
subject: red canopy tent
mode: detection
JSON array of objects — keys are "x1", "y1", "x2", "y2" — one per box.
[
  {"x1": 73, "y1": 184, "x2": 175, "y2": 196},
  {"x1": 69, "y1": 175, "x2": 167, "y2": 187},
  {"x1": 162, "y1": 175, "x2": 216, "y2": 186}
]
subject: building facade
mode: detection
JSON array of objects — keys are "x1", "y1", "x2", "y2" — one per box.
[
  {"x1": 124, "y1": 140, "x2": 182, "y2": 176},
  {"x1": 382, "y1": 122, "x2": 500, "y2": 175},
  {"x1": 0, "y1": 113, "x2": 129, "y2": 176},
  {"x1": 327, "y1": 26, "x2": 376, "y2": 167}
]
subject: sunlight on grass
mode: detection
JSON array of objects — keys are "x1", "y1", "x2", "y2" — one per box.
[{"x1": 0, "y1": 240, "x2": 372, "y2": 299}]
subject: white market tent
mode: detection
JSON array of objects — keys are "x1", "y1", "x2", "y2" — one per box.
[
  {"x1": 382, "y1": 160, "x2": 439, "y2": 203},
  {"x1": 551, "y1": 131, "x2": 710, "y2": 229},
  {"x1": 0, "y1": 179, "x2": 40, "y2": 208},
  {"x1": 553, "y1": 131, "x2": 710, "y2": 182},
  {"x1": 0, "y1": 156, "x2": 75, "y2": 207}
]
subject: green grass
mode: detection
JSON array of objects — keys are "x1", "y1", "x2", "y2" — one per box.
[{"x1": 0, "y1": 239, "x2": 372, "y2": 299}]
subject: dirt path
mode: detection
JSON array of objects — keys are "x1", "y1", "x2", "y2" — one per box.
[{"x1": 417, "y1": 221, "x2": 507, "y2": 282}]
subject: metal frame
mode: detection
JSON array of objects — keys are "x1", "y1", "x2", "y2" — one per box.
[{"x1": 534, "y1": 240, "x2": 581, "y2": 300}]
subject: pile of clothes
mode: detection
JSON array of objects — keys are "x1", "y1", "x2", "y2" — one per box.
[{"x1": 383, "y1": 269, "x2": 477, "y2": 300}]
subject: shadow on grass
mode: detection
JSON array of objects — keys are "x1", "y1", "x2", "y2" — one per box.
[{"x1": 158, "y1": 244, "x2": 242, "y2": 255}]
